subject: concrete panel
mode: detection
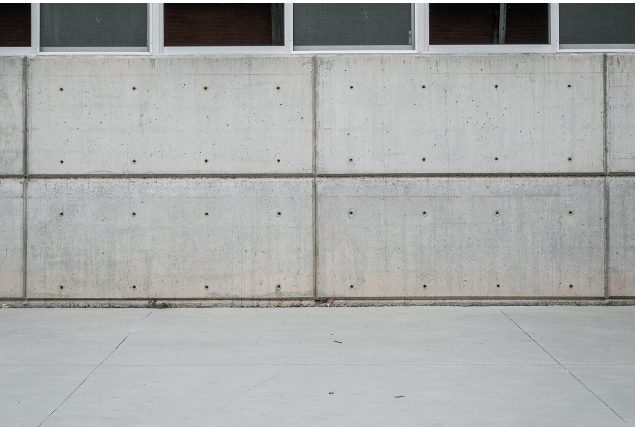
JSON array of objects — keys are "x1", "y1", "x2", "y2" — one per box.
[
  {"x1": 606, "y1": 54, "x2": 634, "y2": 172},
  {"x1": 317, "y1": 178, "x2": 605, "y2": 298},
  {"x1": 0, "y1": 179, "x2": 23, "y2": 298},
  {"x1": 317, "y1": 54, "x2": 604, "y2": 174},
  {"x1": 28, "y1": 56, "x2": 313, "y2": 174},
  {"x1": 608, "y1": 177, "x2": 634, "y2": 297},
  {"x1": 27, "y1": 179, "x2": 313, "y2": 298},
  {"x1": 0, "y1": 58, "x2": 24, "y2": 175}
]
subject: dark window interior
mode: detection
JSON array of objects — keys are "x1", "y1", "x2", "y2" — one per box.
[
  {"x1": 164, "y1": 4, "x2": 284, "y2": 46},
  {"x1": 0, "y1": 3, "x2": 31, "y2": 47},
  {"x1": 560, "y1": 3, "x2": 634, "y2": 45},
  {"x1": 429, "y1": 3, "x2": 549, "y2": 45}
]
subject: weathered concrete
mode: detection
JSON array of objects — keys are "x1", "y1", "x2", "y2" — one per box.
[
  {"x1": 606, "y1": 54, "x2": 635, "y2": 172},
  {"x1": 28, "y1": 56, "x2": 313, "y2": 174},
  {"x1": 26, "y1": 179, "x2": 313, "y2": 299},
  {"x1": 608, "y1": 177, "x2": 634, "y2": 297},
  {"x1": 0, "y1": 179, "x2": 23, "y2": 298},
  {"x1": 317, "y1": 178, "x2": 605, "y2": 298},
  {"x1": 0, "y1": 307, "x2": 633, "y2": 426},
  {"x1": 317, "y1": 54, "x2": 604, "y2": 174},
  {"x1": 0, "y1": 58, "x2": 24, "y2": 175}
]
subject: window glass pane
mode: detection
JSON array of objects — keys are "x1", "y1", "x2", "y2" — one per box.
[
  {"x1": 164, "y1": 4, "x2": 284, "y2": 46},
  {"x1": 40, "y1": 4, "x2": 147, "y2": 50},
  {"x1": 0, "y1": 4, "x2": 30, "y2": 47},
  {"x1": 429, "y1": 3, "x2": 548, "y2": 45},
  {"x1": 293, "y1": 4, "x2": 413, "y2": 48},
  {"x1": 559, "y1": 3, "x2": 634, "y2": 45}
]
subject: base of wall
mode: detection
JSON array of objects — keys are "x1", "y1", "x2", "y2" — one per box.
[{"x1": 1, "y1": 298, "x2": 634, "y2": 308}]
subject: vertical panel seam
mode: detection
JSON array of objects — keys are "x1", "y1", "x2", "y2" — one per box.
[
  {"x1": 312, "y1": 55, "x2": 318, "y2": 300},
  {"x1": 603, "y1": 54, "x2": 609, "y2": 298},
  {"x1": 21, "y1": 56, "x2": 28, "y2": 300}
]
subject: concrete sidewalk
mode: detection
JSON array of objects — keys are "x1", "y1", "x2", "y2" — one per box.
[{"x1": 0, "y1": 306, "x2": 634, "y2": 426}]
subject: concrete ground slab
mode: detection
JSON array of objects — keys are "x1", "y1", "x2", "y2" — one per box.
[
  {"x1": 106, "y1": 307, "x2": 554, "y2": 366},
  {"x1": 0, "y1": 306, "x2": 633, "y2": 426},
  {"x1": 568, "y1": 364, "x2": 635, "y2": 425},
  {"x1": 44, "y1": 365, "x2": 626, "y2": 427},
  {"x1": 501, "y1": 306, "x2": 634, "y2": 364},
  {"x1": 0, "y1": 308, "x2": 151, "y2": 365}
]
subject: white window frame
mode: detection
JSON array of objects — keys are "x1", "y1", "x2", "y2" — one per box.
[
  {"x1": 34, "y1": 3, "x2": 153, "y2": 55},
  {"x1": 157, "y1": 3, "x2": 293, "y2": 55},
  {"x1": 0, "y1": 3, "x2": 37, "y2": 56},
  {"x1": 421, "y1": 3, "x2": 560, "y2": 53},
  {"x1": 292, "y1": 3, "x2": 418, "y2": 54},
  {"x1": 0, "y1": 3, "x2": 634, "y2": 56}
]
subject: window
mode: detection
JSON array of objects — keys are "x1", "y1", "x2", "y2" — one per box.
[
  {"x1": 40, "y1": 4, "x2": 148, "y2": 52},
  {"x1": 0, "y1": 3, "x2": 30, "y2": 47},
  {"x1": 293, "y1": 4, "x2": 414, "y2": 50},
  {"x1": 163, "y1": 4, "x2": 284, "y2": 47},
  {"x1": 429, "y1": 3, "x2": 549, "y2": 45},
  {"x1": 559, "y1": 3, "x2": 634, "y2": 49}
]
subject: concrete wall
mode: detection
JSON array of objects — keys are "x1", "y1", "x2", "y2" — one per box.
[{"x1": 0, "y1": 53, "x2": 634, "y2": 303}]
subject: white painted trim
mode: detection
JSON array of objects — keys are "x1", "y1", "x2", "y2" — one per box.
[
  {"x1": 35, "y1": 3, "x2": 152, "y2": 55},
  {"x1": 549, "y1": 3, "x2": 559, "y2": 52}
]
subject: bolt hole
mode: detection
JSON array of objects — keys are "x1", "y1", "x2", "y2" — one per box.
[
  {"x1": 348, "y1": 158, "x2": 353, "y2": 163},
  {"x1": 568, "y1": 157, "x2": 572, "y2": 161},
  {"x1": 132, "y1": 159, "x2": 137, "y2": 164},
  {"x1": 567, "y1": 84, "x2": 572, "y2": 88},
  {"x1": 421, "y1": 85, "x2": 426, "y2": 89},
  {"x1": 205, "y1": 285, "x2": 209, "y2": 289},
  {"x1": 59, "y1": 88, "x2": 63, "y2": 92},
  {"x1": 348, "y1": 210, "x2": 354, "y2": 215},
  {"x1": 568, "y1": 210, "x2": 573, "y2": 215},
  {"x1": 60, "y1": 160, "x2": 64, "y2": 164},
  {"x1": 204, "y1": 86, "x2": 208, "y2": 90},
  {"x1": 423, "y1": 284, "x2": 427, "y2": 288},
  {"x1": 132, "y1": 86, "x2": 136, "y2": 91},
  {"x1": 422, "y1": 211, "x2": 427, "y2": 215},
  {"x1": 205, "y1": 212, "x2": 209, "y2": 216},
  {"x1": 349, "y1": 85, "x2": 353, "y2": 89},
  {"x1": 59, "y1": 212, "x2": 64, "y2": 216},
  {"x1": 494, "y1": 157, "x2": 499, "y2": 161},
  {"x1": 276, "y1": 86, "x2": 280, "y2": 90},
  {"x1": 349, "y1": 285, "x2": 354, "y2": 289},
  {"x1": 569, "y1": 284, "x2": 573, "y2": 288},
  {"x1": 277, "y1": 211, "x2": 282, "y2": 216},
  {"x1": 276, "y1": 284, "x2": 281, "y2": 289},
  {"x1": 277, "y1": 159, "x2": 280, "y2": 163},
  {"x1": 422, "y1": 157, "x2": 426, "y2": 162},
  {"x1": 494, "y1": 84, "x2": 498, "y2": 88},
  {"x1": 204, "y1": 159, "x2": 208, "y2": 163},
  {"x1": 496, "y1": 284, "x2": 500, "y2": 288},
  {"x1": 132, "y1": 212, "x2": 136, "y2": 216},
  {"x1": 495, "y1": 210, "x2": 500, "y2": 216},
  {"x1": 132, "y1": 285, "x2": 136, "y2": 289},
  {"x1": 59, "y1": 285, "x2": 64, "y2": 290}
]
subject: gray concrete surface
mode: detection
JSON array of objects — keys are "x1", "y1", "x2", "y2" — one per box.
[
  {"x1": 0, "y1": 57, "x2": 24, "y2": 175},
  {"x1": 0, "y1": 179, "x2": 23, "y2": 298},
  {"x1": 27, "y1": 178, "x2": 313, "y2": 299},
  {"x1": 28, "y1": 56, "x2": 313, "y2": 174},
  {"x1": 317, "y1": 54, "x2": 604, "y2": 174},
  {"x1": 0, "y1": 53, "x2": 634, "y2": 301},
  {"x1": 607, "y1": 54, "x2": 635, "y2": 173},
  {"x1": 609, "y1": 177, "x2": 635, "y2": 297},
  {"x1": 0, "y1": 306, "x2": 633, "y2": 426},
  {"x1": 318, "y1": 177, "x2": 605, "y2": 298}
]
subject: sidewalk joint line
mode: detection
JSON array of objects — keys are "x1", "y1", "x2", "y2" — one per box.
[
  {"x1": 37, "y1": 309, "x2": 154, "y2": 426},
  {"x1": 500, "y1": 309, "x2": 627, "y2": 425}
]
